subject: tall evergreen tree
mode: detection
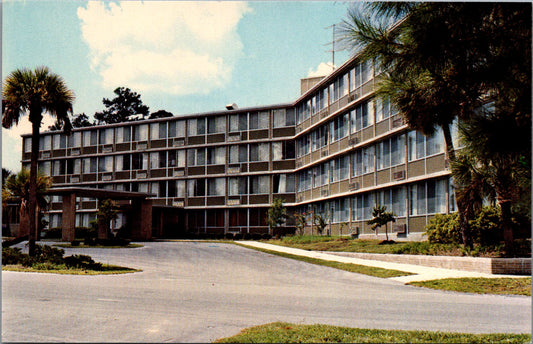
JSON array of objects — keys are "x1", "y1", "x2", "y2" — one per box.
[{"x1": 94, "y1": 87, "x2": 149, "y2": 124}]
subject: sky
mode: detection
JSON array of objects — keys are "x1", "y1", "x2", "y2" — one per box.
[{"x1": 2, "y1": 0, "x2": 354, "y2": 172}]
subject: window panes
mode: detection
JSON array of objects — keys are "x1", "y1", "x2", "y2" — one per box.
[
  {"x1": 250, "y1": 175, "x2": 269, "y2": 194},
  {"x1": 98, "y1": 156, "x2": 113, "y2": 172},
  {"x1": 168, "y1": 120, "x2": 185, "y2": 138},
  {"x1": 38, "y1": 161, "x2": 51, "y2": 175},
  {"x1": 83, "y1": 157, "x2": 97, "y2": 173},
  {"x1": 207, "y1": 178, "x2": 225, "y2": 196},
  {"x1": 168, "y1": 150, "x2": 185, "y2": 168},
  {"x1": 24, "y1": 138, "x2": 32, "y2": 152},
  {"x1": 229, "y1": 177, "x2": 247, "y2": 195},
  {"x1": 249, "y1": 143, "x2": 269, "y2": 162},
  {"x1": 207, "y1": 146, "x2": 225, "y2": 165},
  {"x1": 188, "y1": 118, "x2": 205, "y2": 136},
  {"x1": 229, "y1": 113, "x2": 247, "y2": 132},
  {"x1": 40, "y1": 135, "x2": 52, "y2": 150},
  {"x1": 207, "y1": 116, "x2": 226, "y2": 134},
  {"x1": 249, "y1": 112, "x2": 269, "y2": 130},
  {"x1": 187, "y1": 179, "x2": 205, "y2": 196},
  {"x1": 229, "y1": 145, "x2": 247, "y2": 163},
  {"x1": 187, "y1": 148, "x2": 205, "y2": 166}
]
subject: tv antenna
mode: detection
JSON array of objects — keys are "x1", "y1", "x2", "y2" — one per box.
[{"x1": 324, "y1": 23, "x2": 342, "y2": 71}]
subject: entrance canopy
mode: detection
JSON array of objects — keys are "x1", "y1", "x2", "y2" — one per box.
[{"x1": 45, "y1": 187, "x2": 155, "y2": 242}]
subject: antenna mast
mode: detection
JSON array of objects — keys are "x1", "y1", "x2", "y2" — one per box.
[{"x1": 324, "y1": 24, "x2": 339, "y2": 71}]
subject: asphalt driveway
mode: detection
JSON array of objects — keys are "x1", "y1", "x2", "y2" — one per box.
[{"x1": 2, "y1": 241, "x2": 530, "y2": 342}]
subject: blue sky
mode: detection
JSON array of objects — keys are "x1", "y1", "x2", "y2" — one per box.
[{"x1": 2, "y1": 1, "x2": 354, "y2": 172}]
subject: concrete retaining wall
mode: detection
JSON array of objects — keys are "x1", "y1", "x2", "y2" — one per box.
[{"x1": 324, "y1": 252, "x2": 531, "y2": 275}]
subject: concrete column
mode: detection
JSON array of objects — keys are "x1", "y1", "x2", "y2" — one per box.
[
  {"x1": 61, "y1": 193, "x2": 76, "y2": 242},
  {"x1": 130, "y1": 198, "x2": 152, "y2": 241}
]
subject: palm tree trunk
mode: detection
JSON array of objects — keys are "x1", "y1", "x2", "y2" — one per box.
[
  {"x1": 442, "y1": 122, "x2": 472, "y2": 248},
  {"x1": 499, "y1": 200, "x2": 514, "y2": 256},
  {"x1": 28, "y1": 115, "x2": 42, "y2": 256}
]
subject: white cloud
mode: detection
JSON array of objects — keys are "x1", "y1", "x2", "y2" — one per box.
[
  {"x1": 307, "y1": 62, "x2": 335, "y2": 78},
  {"x1": 77, "y1": 1, "x2": 251, "y2": 95}
]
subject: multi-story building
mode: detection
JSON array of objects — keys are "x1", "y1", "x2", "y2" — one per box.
[{"x1": 21, "y1": 51, "x2": 457, "y2": 240}]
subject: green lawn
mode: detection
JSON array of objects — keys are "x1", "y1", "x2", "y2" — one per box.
[
  {"x1": 410, "y1": 277, "x2": 532, "y2": 296},
  {"x1": 214, "y1": 322, "x2": 531, "y2": 343},
  {"x1": 235, "y1": 243, "x2": 413, "y2": 278},
  {"x1": 2, "y1": 264, "x2": 140, "y2": 275},
  {"x1": 265, "y1": 235, "x2": 531, "y2": 257}
]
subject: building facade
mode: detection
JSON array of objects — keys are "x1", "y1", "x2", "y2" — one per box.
[{"x1": 21, "y1": 52, "x2": 457, "y2": 239}]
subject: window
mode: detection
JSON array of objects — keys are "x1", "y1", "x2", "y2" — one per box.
[
  {"x1": 24, "y1": 138, "x2": 32, "y2": 152},
  {"x1": 38, "y1": 161, "x2": 51, "y2": 175},
  {"x1": 249, "y1": 175, "x2": 269, "y2": 194},
  {"x1": 207, "y1": 146, "x2": 225, "y2": 165},
  {"x1": 361, "y1": 59, "x2": 373, "y2": 84},
  {"x1": 409, "y1": 183, "x2": 426, "y2": 216},
  {"x1": 375, "y1": 97, "x2": 391, "y2": 122},
  {"x1": 150, "y1": 122, "x2": 167, "y2": 140},
  {"x1": 132, "y1": 153, "x2": 148, "y2": 170},
  {"x1": 187, "y1": 179, "x2": 205, "y2": 197},
  {"x1": 350, "y1": 100, "x2": 373, "y2": 132},
  {"x1": 331, "y1": 198, "x2": 349, "y2": 223},
  {"x1": 273, "y1": 109, "x2": 294, "y2": 128},
  {"x1": 312, "y1": 125, "x2": 329, "y2": 151},
  {"x1": 390, "y1": 134, "x2": 406, "y2": 166},
  {"x1": 427, "y1": 179, "x2": 447, "y2": 214},
  {"x1": 187, "y1": 148, "x2": 205, "y2": 166},
  {"x1": 362, "y1": 193, "x2": 375, "y2": 220},
  {"x1": 229, "y1": 145, "x2": 247, "y2": 163},
  {"x1": 362, "y1": 146, "x2": 375, "y2": 174},
  {"x1": 314, "y1": 162, "x2": 329, "y2": 187},
  {"x1": 392, "y1": 187, "x2": 406, "y2": 216},
  {"x1": 249, "y1": 112, "x2": 269, "y2": 130},
  {"x1": 98, "y1": 156, "x2": 113, "y2": 172},
  {"x1": 66, "y1": 159, "x2": 81, "y2": 174},
  {"x1": 207, "y1": 178, "x2": 225, "y2": 196},
  {"x1": 53, "y1": 160, "x2": 66, "y2": 175},
  {"x1": 83, "y1": 131, "x2": 97, "y2": 146},
  {"x1": 168, "y1": 120, "x2": 185, "y2": 138},
  {"x1": 116, "y1": 126, "x2": 131, "y2": 143},
  {"x1": 408, "y1": 129, "x2": 444, "y2": 161},
  {"x1": 376, "y1": 139, "x2": 391, "y2": 170},
  {"x1": 273, "y1": 174, "x2": 294, "y2": 193},
  {"x1": 349, "y1": 65, "x2": 359, "y2": 91},
  {"x1": 40, "y1": 135, "x2": 52, "y2": 150},
  {"x1": 351, "y1": 150, "x2": 363, "y2": 177},
  {"x1": 229, "y1": 177, "x2": 247, "y2": 195},
  {"x1": 149, "y1": 152, "x2": 159, "y2": 169},
  {"x1": 296, "y1": 135, "x2": 311, "y2": 158},
  {"x1": 188, "y1": 118, "x2": 205, "y2": 136},
  {"x1": 53, "y1": 134, "x2": 67, "y2": 149},
  {"x1": 449, "y1": 177, "x2": 457, "y2": 212},
  {"x1": 68, "y1": 132, "x2": 81, "y2": 148},
  {"x1": 272, "y1": 141, "x2": 295, "y2": 161},
  {"x1": 132, "y1": 124, "x2": 148, "y2": 141},
  {"x1": 330, "y1": 156, "x2": 348, "y2": 182},
  {"x1": 207, "y1": 116, "x2": 226, "y2": 134},
  {"x1": 168, "y1": 150, "x2": 185, "y2": 168},
  {"x1": 297, "y1": 169, "x2": 312, "y2": 192},
  {"x1": 98, "y1": 128, "x2": 113, "y2": 145},
  {"x1": 249, "y1": 143, "x2": 269, "y2": 162},
  {"x1": 330, "y1": 113, "x2": 348, "y2": 142},
  {"x1": 83, "y1": 157, "x2": 97, "y2": 173},
  {"x1": 229, "y1": 113, "x2": 247, "y2": 132}
]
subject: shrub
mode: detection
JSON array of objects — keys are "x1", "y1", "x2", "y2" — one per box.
[
  {"x1": 233, "y1": 233, "x2": 243, "y2": 240},
  {"x1": 469, "y1": 206, "x2": 503, "y2": 246},
  {"x1": 34, "y1": 244, "x2": 65, "y2": 264},
  {"x1": 243, "y1": 233, "x2": 252, "y2": 240},
  {"x1": 426, "y1": 213, "x2": 461, "y2": 244},
  {"x1": 33, "y1": 262, "x2": 65, "y2": 270},
  {"x1": 261, "y1": 233, "x2": 272, "y2": 240},
  {"x1": 64, "y1": 254, "x2": 102, "y2": 269},
  {"x1": 251, "y1": 233, "x2": 262, "y2": 240},
  {"x1": 43, "y1": 227, "x2": 62, "y2": 239},
  {"x1": 2, "y1": 247, "x2": 24, "y2": 265},
  {"x1": 225, "y1": 233, "x2": 234, "y2": 240}
]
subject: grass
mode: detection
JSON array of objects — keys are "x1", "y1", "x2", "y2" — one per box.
[
  {"x1": 410, "y1": 277, "x2": 532, "y2": 296},
  {"x1": 2, "y1": 264, "x2": 140, "y2": 275},
  {"x1": 235, "y1": 243, "x2": 413, "y2": 278},
  {"x1": 264, "y1": 235, "x2": 531, "y2": 257},
  {"x1": 54, "y1": 243, "x2": 144, "y2": 249},
  {"x1": 214, "y1": 322, "x2": 531, "y2": 343}
]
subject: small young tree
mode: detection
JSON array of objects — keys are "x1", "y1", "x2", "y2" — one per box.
[
  {"x1": 267, "y1": 198, "x2": 288, "y2": 236},
  {"x1": 313, "y1": 213, "x2": 328, "y2": 236},
  {"x1": 367, "y1": 205, "x2": 396, "y2": 241},
  {"x1": 293, "y1": 212, "x2": 307, "y2": 236},
  {"x1": 97, "y1": 199, "x2": 118, "y2": 240}
]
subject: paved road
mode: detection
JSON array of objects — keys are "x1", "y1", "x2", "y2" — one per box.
[{"x1": 2, "y1": 241, "x2": 530, "y2": 342}]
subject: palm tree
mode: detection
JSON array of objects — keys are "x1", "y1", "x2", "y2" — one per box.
[
  {"x1": 453, "y1": 113, "x2": 530, "y2": 255},
  {"x1": 3, "y1": 169, "x2": 52, "y2": 240},
  {"x1": 339, "y1": 3, "x2": 531, "y2": 248},
  {"x1": 2, "y1": 67, "x2": 74, "y2": 255},
  {"x1": 367, "y1": 204, "x2": 396, "y2": 242}
]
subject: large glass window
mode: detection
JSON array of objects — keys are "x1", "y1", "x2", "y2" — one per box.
[
  {"x1": 249, "y1": 111, "x2": 269, "y2": 130},
  {"x1": 390, "y1": 134, "x2": 406, "y2": 166},
  {"x1": 273, "y1": 174, "x2": 295, "y2": 193},
  {"x1": 98, "y1": 156, "x2": 113, "y2": 172},
  {"x1": 133, "y1": 124, "x2": 148, "y2": 141},
  {"x1": 116, "y1": 126, "x2": 131, "y2": 143},
  {"x1": 68, "y1": 132, "x2": 81, "y2": 148},
  {"x1": 207, "y1": 146, "x2": 226, "y2": 165},
  {"x1": 187, "y1": 148, "x2": 205, "y2": 166},
  {"x1": 229, "y1": 177, "x2": 247, "y2": 195},
  {"x1": 408, "y1": 129, "x2": 445, "y2": 161},
  {"x1": 150, "y1": 122, "x2": 167, "y2": 140},
  {"x1": 99, "y1": 128, "x2": 113, "y2": 145},
  {"x1": 361, "y1": 59, "x2": 373, "y2": 84},
  {"x1": 350, "y1": 100, "x2": 374, "y2": 133},
  {"x1": 187, "y1": 118, "x2": 205, "y2": 136},
  {"x1": 132, "y1": 153, "x2": 148, "y2": 170},
  {"x1": 375, "y1": 97, "x2": 391, "y2": 122},
  {"x1": 272, "y1": 141, "x2": 295, "y2": 161},
  {"x1": 362, "y1": 146, "x2": 375, "y2": 174},
  {"x1": 40, "y1": 135, "x2": 52, "y2": 150},
  {"x1": 83, "y1": 157, "x2": 97, "y2": 173},
  {"x1": 53, "y1": 160, "x2": 66, "y2": 175},
  {"x1": 187, "y1": 179, "x2": 205, "y2": 196},
  {"x1": 168, "y1": 120, "x2": 185, "y2": 138},
  {"x1": 168, "y1": 150, "x2": 185, "y2": 168},
  {"x1": 249, "y1": 143, "x2": 269, "y2": 162},
  {"x1": 312, "y1": 126, "x2": 329, "y2": 151},
  {"x1": 207, "y1": 178, "x2": 226, "y2": 196},
  {"x1": 229, "y1": 145, "x2": 247, "y2": 163},
  {"x1": 53, "y1": 134, "x2": 67, "y2": 149},
  {"x1": 376, "y1": 139, "x2": 391, "y2": 170},
  {"x1": 207, "y1": 116, "x2": 226, "y2": 134},
  {"x1": 229, "y1": 113, "x2": 247, "y2": 132},
  {"x1": 249, "y1": 175, "x2": 269, "y2": 194},
  {"x1": 392, "y1": 187, "x2": 406, "y2": 216},
  {"x1": 330, "y1": 113, "x2": 348, "y2": 142},
  {"x1": 38, "y1": 161, "x2": 51, "y2": 175}
]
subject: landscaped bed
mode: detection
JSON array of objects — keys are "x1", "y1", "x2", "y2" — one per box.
[
  {"x1": 264, "y1": 235, "x2": 531, "y2": 258},
  {"x1": 214, "y1": 322, "x2": 531, "y2": 343},
  {"x1": 2, "y1": 245, "x2": 140, "y2": 275}
]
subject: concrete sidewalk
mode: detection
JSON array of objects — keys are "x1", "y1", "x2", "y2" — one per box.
[{"x1": 236, "y1": 241, "x2": 527, "y2": 283}]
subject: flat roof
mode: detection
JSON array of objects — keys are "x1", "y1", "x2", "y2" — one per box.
[{"x1": 45, "y1": 187, "x2": 155, "y2": 200}]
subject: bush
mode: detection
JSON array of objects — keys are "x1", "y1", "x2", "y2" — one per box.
[
  {"x1": 233, "y1": 233, "x2": 243, "y2": 240},
  {"x1": 64, "y1": 254, "x2": 102, "y2": 270},
  {"x1": 225, "y1": 233, "x2": 234, "y2": 240},
  {"x1": 34, "y1": 244, "x2": 65, "y2": 264},
  {"x1": 43, "y1": 227, "x2": 62, "y2": 239},
  {"x1": 243, "y1": 233, "x2": 252, "y2": 240},
  {"x1": 97, "y1": 238, "x2": 130, "y2": 246},
  {"x1": 426, "y1": 213, "x2": 461, "y2": 244},
  {"x1": 469, "y1": 206, "x2": 503, "y2": 246},
  {"x1": 261, "y1": 233, "x2": 272, "y2": 240},
  {"x1": 2, "y1": 247, "x2": 24, "y2": 265},
  {"x1": 251, "y1": 233, "x2": 262, "y2": 240}
]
